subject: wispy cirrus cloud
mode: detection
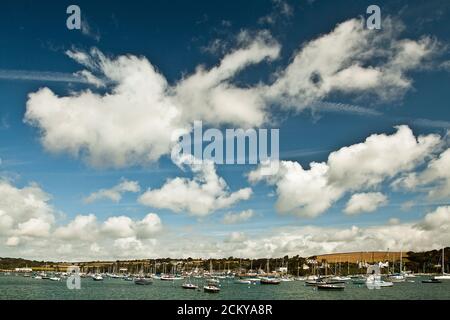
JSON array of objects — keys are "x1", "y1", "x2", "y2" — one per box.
[
  {"x1": 81, "y1": 17, "x2": 101, "y2": 42},
  {"x1": 0, "y1": 69, "x2": 92, "y2": 84}
]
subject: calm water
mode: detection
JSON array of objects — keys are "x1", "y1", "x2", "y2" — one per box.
[{"x1": 0, "y1": 276, "x2": 449, "y2": 300}]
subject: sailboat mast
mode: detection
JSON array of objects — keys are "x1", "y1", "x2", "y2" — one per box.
[{"x1": 400, "y1": 250, "x2": 402, "y2": 273}]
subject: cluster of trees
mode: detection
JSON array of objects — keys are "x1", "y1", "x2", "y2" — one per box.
[
  {"x1": 0, "y1": 257, "x2": 52, "y2": 270},
  {"x1": 405, "y1": 248, "x2": 449, "y2": 274}
]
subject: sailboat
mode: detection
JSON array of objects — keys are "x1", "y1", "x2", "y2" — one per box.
[
  {"x1": 203, "y1": 283, "x2": 220, "y2": 293},
  {"x1": 387, "y1": 250, "x2": 405, "y2": 282},
  {"x1": 134, "y1": 263, "x2": 152, "y2": 285},
  {"x1": 366, "y1": 265, "x2": 393, "y2": 289},
  {"x1": 203, "y1": 259, "x2": 221, "y2": 293},
  {"x1": 182, "y1": 276, "x2": 198, "y2": 289},
  {"x1": 206, "y1": 260, "x2": 219, "y2": 284},
  {"x1": 260, "y1": 259, "x2": 281, "y2": 285},
  {"x1": 434, "y1": 248, "x2": 450, "y2": 280}
]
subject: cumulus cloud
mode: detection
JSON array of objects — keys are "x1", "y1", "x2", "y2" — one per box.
[
  {"x1": 222, "y1": 209, "x2": 255, "y2": 224},
  {"x1": 101, "y1": 216, "x2": 135, "y2": 238},
  {"x1": 393, "y1": 148, "x2": 450, "y2": 199},
  {"x1": 24, "y1": 18, "x2": 437, "y2": 168},
  {"x1": 265, "y1": 18, "x2": 437, "y2": 108},
  {"x1": 152, "y1": 206, "x2": 450, "y2": 259},
  {"x1": 249, "y1": 126, "x2": 441, "y2": 217},
  {"x1": 344, "y1": 192, "x2": 388, "y2": 215},
  {"x1": 54, "y1": 214, "x2": 98, "y2": 241},
  {"x1": 417, "y1": 206, "x2": 450, "y2": 231},
  {"x1": 1, "y1": 200, "x2": 449, "y2": 260},
  {"x1": 139, "y1": 158, "x2": 252, "y2": 216},
  {"x1": 83, "y1": 179, "x2": 140, "y2": 203},
  {"x1": 0, "y1": 180, "x2": 56, "y2": 239},
  {"x1": 0, "y1": 178, "x2": 165, "y2": 258},
  {"x1": 174, "y1": 31, "x2": 280, "y2": 127},
  {"x1": 24, "y1": 50, "x2": 183, "y2": 168},
  {"x1": 55, "y1": 213, "x2": 162, "y2": 241},
  {"x1": 24, "y1": 35, "x2": 279, "y2": 168}
]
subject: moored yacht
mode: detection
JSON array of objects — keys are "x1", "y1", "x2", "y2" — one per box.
[
  {"x1": 134, "y1": 277, "x2": 152, "y2": 285},
  {"x1": 182, "y1": 283, "x2": 198, "y2": 289},
  {"x1": 366, "y1": 265, "x2": 393, "y2": 289},
  {"x1": 260, "y1": 277, "x2": 281, "y2": 285},
  {"x1": 92, "y1": 274, "x2": 104, "y2": 281},
  {"x1": 203, "y1": 284, "x2": 220, "y2": 293},
  {"x1": 434, "y1": 248, "x2": 450, "y2": 280},
  {"x1": 317, "y1": 283, "x2": 345, "y2": 291}
]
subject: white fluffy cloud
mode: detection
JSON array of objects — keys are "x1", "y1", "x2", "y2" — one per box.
[
  {"x1": 101, "y1": 216, "x2": 135, "y2": 238},
  {"x1": 83, "y1": 179, "x2": 140, "y2": 203},
  {"x1": 1, "y1": 186, "x2": 448, "y2": 259},
  {"x1": 55, "y1": 213, "x2": 162, "y2": 241},
  {"x1": 174, "y1": 31, "x2": 280, "y2": 127},
  {"x1": 148, "y1": 206, "x2": 450, "y2": 259},
  {"x1": 417, "y1": 206, "x2": 450, "y2": 231},
  {"x1": 0, "y1": 178, "x2": 164, "y2": 258},
  {"x1": 249, "y1": 126, "x2": 441, "y2": 217},
  {"x1": 222, "y1": 209, "x2": 255, "y2": 224},
  {"x1": 0, "y1": 180, "x2": 56, "y2": 239},
  {"x1": 266, "y1": 18, "x2": 436, "y2": 108},
  {"x1": 344, "y1": 192, "x2": 388, "y2": 215},
  {"x1": 393, "y1": 148, "x2": 450, "y2": 199},
  {"x1": 24, "y1": 35, "x2": 279, "y2": 168},
  {"x1": 139, "y1": 159, "x2": 252, "y2": 216},
  {"x1": 24, "y1": 18, "x2": 436, "y2": 168},
  {"x1": 54, "y1": 214, "x2": 98, "y2": 241}
]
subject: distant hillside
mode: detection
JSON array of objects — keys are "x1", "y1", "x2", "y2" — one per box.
[{"x1": 314, "y1": 251, "x2": 405, "y2": 264}]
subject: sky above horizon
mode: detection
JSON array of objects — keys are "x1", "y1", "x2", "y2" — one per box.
[{"x1": 1, "y1": 0, "x2": 450, "y2": 261}]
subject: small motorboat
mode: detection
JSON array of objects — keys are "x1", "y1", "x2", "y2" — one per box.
[
  {"x1": 260, "y1": 277, "x2": 281, "y2": 285},
  {"x1": 305, "y1": 280, "x2": 325, "y2": 286},
  {"x1": 123, "y1": 276, "x2": 134, "y2": 281},
  {"x1": 279, "y1": 277, "x2": 295, "y2": 282},
  {"x1": 92, "y1": 274, "x2": 104, "y2": 281},
  {"x1": 422, "y1": 278, "x2": 442, "y2": 284},
  {"x1": 134, "y1": 277, "x2": 152, "y2": 285},
  {"x1": 161, "y1": 275, "x2": 184, "y2": 281},
  {"x1": 182, "y1": 283, "x2": 198, "y2": 289},
  {"x1": 203, "y1": 285, "x2": 220, "y2": 293},
  {"x1": 317, "y1": 284, "x2": 345, "y2": 291}
]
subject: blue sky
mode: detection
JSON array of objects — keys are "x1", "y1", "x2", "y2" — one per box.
[{"x1": 0, "y1": 0, "x2": 450, "y2": 260}]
